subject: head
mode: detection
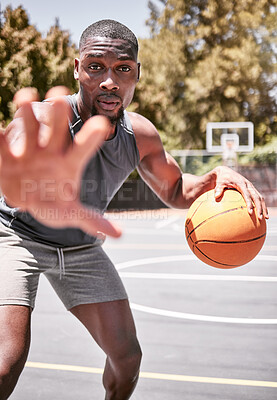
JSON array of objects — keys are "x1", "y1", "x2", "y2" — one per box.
[
  {"x1": 75, "y1": 20, "x2": 140, "y2": 126},
  {"x1": 79, "y1": 19, "x2": 139, "y2": 56}
]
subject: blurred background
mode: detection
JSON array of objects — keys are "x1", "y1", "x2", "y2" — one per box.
[{"x1": 0, "y1": 0, "x2": 276, "y2": 207}]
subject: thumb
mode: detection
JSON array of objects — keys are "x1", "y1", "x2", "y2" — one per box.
[
  {"x1": 214, "y1": 183, "x2": 225, "y2": 199},
  {"x1": 71, "y1": 115, "x2": 112, "y2": 170}
]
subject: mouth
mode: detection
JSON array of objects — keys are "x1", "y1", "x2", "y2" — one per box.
[{"x1": 96, "y1": 95, "x2": 121, "y2": 112}]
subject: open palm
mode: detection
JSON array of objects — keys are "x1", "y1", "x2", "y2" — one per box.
[{"x1": 0, "y1": 98, "x2": 121, "y2": 238}]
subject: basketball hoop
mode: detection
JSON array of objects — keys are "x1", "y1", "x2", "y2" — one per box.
[
  {"x1": 206, "y1": 122, "x2": 254, "y2": 153},
  {"x1": 221, "y1": 133, "x2": 239, "y2": 170},
  {"x1": 206, "y1": 122, "x2": 254, "y2": 171}
]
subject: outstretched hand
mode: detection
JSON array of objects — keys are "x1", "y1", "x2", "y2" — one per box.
[
  {"x1": 213, "y1": 166, "x2": 268, "y2": 220},
  {"x1": 0, "y1": 97, "x2": 121, "y2": 238}
]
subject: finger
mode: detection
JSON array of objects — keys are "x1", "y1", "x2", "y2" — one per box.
[
  {"x1": 45, "y1": 85, "x2": 71, "y2": 100},
  {"x1": 67, "y1": 115, "x2": 111, "y2": 170},
  {"x1": 47, "y1": 98, "x2": 72, "y2": 153},
  {"x1": 214, "y1": 182, "x2": 227, "y2": 199},
  {"x1": 73, "y1": 202, "x2": 122, "y2": 238},
  {"x1": 257, "y1": 198, "x2": 268, "y2": 220},
  {"x1": 215, "y1": 180, "x2": 255, "y2": 215},
  {"x1": 0, "y1": 133, "x2": 11, "y2": 160},
  {"x1": 13, "y1": 87, "x2": 40, "y2": 110},
  {"x1": 237, "y1": 183, "x2": 268, "y2": 220},
  {"x1": 262, "y1": 199, "x2": 269, "y2": 220},
  {"x1": 249, "y1": 188, "x2": 269, "y2": 220},
  {"x1": 21, "y1": 102, "x2": 40, "y2": 157},
  {"x1": 233, "y1": 182, "x2": 255, "y2": 215}
]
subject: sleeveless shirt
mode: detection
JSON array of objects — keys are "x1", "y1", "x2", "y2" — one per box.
[{"x1": 0, "y1": 94, "x2": 140, "y2": 247}]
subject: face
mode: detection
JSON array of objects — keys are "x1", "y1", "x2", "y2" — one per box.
[{"x1": 74, "y1": 36, "x2": 140, "y2": 125}]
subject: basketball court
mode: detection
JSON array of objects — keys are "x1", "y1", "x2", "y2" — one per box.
[{"x1": 9, "y1": 207, "x2": 277, "y2": 400}]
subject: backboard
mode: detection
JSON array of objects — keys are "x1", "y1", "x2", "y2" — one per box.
[{"x1": 206, "y1": 122, "x2": 254, "y2": 153}]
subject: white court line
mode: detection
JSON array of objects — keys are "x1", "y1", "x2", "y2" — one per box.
[
  {"x1": 121, "y1": 228, "x2": 180, "y2": 236},
  {"x1": 131, "y1": 303, "x2": 277, "y2": 325},
  {"x1": 116, "y1": 255, "x2": 196, "y2": 270},
  {"x1": 116, "y1": 254, "x2": 277, "y2": 324},
  {"x1": 119, "y1": 272, "x2": 277, "y2": 282},
  {"x1": 115, "y1": 254, "x2": 277, "y2": 270}
]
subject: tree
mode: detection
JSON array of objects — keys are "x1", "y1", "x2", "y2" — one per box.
[
  {"x1": 0, "y1": 6, "x2": 78, "y2": 124},
  {"x1": 0, "y1": 6, "x2": 48, "y2": 122},
  {"x1": 44, "y1": 18, "x2": 78, "y2": 91},
  {"x1": 133, "y1": 0, "x2": 277, "y2": 148}
]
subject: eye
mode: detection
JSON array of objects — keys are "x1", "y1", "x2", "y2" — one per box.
[
  {"x1": 118, "y1": 65, "x2": 131, "y2": 72},
  {"x1": 88, "y1": 64, "x2": 102, "y2": 71}
]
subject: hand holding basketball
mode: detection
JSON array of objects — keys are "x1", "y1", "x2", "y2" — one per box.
[{"x1": 213, "y1": 166, "x2": 268, "y2": 220}]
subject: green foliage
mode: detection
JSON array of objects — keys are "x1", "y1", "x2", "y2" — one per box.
[
  {"x1": 240, "y1": 136, "x2": 277, "y2": 165},
  {"x1": 134, "y1": 0, "x2": 277, "y2": 149},
  {"x1": 181, "y1": 135, "x2": 277, "y2": 178},
  {"x1": 1, "y1": 1, "x2": 277, "y2": 161},
  {"x1": 44, "y1": 19, "x2": 78, "y2": 90},
  {"x1": 0, "y1": 6, "x2": 47, "y2": 121},
  {"x1": 0, "y1": 6, "x2": 78, "y2": 124}
]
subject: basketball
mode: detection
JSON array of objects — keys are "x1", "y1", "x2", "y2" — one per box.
[{"x1": 185, "y1": 189, "x2": 267, "y2": 269}]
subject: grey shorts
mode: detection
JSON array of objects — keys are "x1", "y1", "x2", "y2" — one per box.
[{"x1": 0, "y1": 222, "x2": 127, "y2": 310}]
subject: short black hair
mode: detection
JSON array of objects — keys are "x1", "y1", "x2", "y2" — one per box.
[{"x1": 79, "y1": 19, "x2": 138, "y2": 54}]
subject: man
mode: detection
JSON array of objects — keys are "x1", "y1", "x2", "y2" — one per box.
[{"x1": 0, "y1": 19, "x2": 268, "y2": 400}]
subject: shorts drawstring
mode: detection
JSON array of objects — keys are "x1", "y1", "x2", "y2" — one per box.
[
  {"x1": 57, "y1": 248, "x2": 65, "y2": 279},
  {"x1": 55, "y1": 242, "x2": 103, "y2": 280}
]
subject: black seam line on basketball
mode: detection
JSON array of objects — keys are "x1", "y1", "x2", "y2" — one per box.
[
  {"x1": 186, "y1": 206, "x2": 246, "y2": 241},
  {"x1": 195, "y1": 232, "x2": 266, "y2": 245},
  {"x1": 185, "y1": 200, "x2": 207, "y2": 238},
  {"x1": 193, "y1": 244, "x2": 241, "y2": 267},
  {"x1": 185, "y1": 200, "x2": 206, "y2": 228}
]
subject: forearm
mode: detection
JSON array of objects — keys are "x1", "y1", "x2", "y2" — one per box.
[
  {"x1": 169, "y1": 164, "x2": 268, "y2": 221},
  {"x1": 166, "y1": 169, "x2": 217, "y2": 209},
  {"x1": 138, "y1": 153, "x2": 218, "y2": 209}
]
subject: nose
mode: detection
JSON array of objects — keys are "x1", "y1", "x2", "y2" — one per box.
[{"x1": 100, "y1": 70, "x2": 119, "y2": 91}]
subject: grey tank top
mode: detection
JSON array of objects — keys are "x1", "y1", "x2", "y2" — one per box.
[{"x1": 0, "y1": 94, "x2": 140, "y2": 247}]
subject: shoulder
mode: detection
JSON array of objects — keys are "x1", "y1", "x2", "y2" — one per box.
[
  {"x1": 127, "y1": 111, "x2": 157, "y2": 137},
  {"x1": 127, "y1": 111, "x2": 164, "y2": 161}
]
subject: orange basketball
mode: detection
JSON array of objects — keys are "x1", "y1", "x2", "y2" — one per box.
[{"x1": 185, "y1": 189, "x2": 266, "y2": 269}]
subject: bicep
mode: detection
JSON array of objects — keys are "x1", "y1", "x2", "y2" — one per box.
[
  {"x1": 130, "y1": 113, "x2": 183, "y2": 204},
  {"x1": 137, "y1": 148, "x2": 183, "y2": 205}
]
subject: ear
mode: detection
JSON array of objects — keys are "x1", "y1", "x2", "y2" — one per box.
[
  {"x1": 137, "y1": 63, "x2": 141, "y2": 81},
  {"x1": 74, "y1": 58, "x2": 80, "y2": 80}
]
